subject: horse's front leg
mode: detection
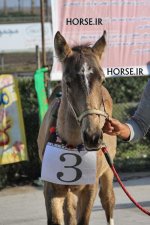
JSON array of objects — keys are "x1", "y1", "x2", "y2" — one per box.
[
  {"x1": 77, "y1": 184, "x2": 98, "y2": 225},
  {"x1": 64, "y1": 190, "x2": 78, "y2": 225},
  {"x1": 44, "y1": 182, "x2": 65, "y2": 225},
  {"x1": 99, "y1": 168, "x2": 115, "y2": 225}
]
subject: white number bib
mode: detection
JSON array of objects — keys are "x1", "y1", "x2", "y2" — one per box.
[{"x1": 41, "y1": 142, "x2": 96, "y2": 185}]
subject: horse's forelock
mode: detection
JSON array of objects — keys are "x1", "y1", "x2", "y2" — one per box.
[{"x1": 64, "y1": 45, "x2": 96, "y2": 71}]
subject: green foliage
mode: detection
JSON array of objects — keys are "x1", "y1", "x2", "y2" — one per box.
[
  {"x1": 18, "y1": 77, "x2": 41, "y2": 178},
  {"x1": 112, "y1": 99, "x2": 150, "y2": 171},
  {"x1": 113, "y1": 102, "x2": 137, "y2": 122},
  {"x1": 105, "y1": 76, "x2": 149, "y2": 103}
]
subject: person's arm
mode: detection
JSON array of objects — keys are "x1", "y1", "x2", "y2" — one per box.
[
  {"x1": 103, "y1": 80, "x2": 150, "y2": 141},
  {"x1": 126, "y1": 79, "x2": 150, "y2": 141}
]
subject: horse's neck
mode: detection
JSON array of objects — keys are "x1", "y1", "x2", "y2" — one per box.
[{"x1": 56, "y1": 96, "x2": 82, "y2": 146}]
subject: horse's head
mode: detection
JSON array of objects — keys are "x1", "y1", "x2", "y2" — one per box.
[{"x1": 54, "y1": 31, "x2": 107, "y2": 151}]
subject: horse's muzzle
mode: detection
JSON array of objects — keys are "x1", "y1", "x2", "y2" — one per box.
[{"x1": 83, "y1": 130, "x2": 103, "y2": 151}]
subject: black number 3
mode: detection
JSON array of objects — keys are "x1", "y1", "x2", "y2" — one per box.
[{"x1": 57, "y1": 153, "x2": 82, "y2": 183}]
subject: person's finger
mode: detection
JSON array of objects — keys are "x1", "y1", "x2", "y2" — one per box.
[{"x1": 103, "y1": 122, "x2": 114, "y2": 132}]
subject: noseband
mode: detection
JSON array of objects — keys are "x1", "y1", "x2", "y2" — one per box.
[
  {"x1": 78, "y1": 109, "x2": 109, "y2": 123},
  {"x1": 67, "y1": 93, "x2": 109, "y2": 125}
]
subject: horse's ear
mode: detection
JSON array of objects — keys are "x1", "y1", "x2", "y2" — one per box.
[
  {"x1": 92, "y1": 30, "x2": 106, "y2": 58},
  {"x1": 54, "y1": 31, "x2": 72, "y2": 62}
]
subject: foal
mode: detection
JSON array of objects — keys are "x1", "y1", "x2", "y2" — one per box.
[{"x1": 38, "y1": 31, "x2": 116, "y2": 225}]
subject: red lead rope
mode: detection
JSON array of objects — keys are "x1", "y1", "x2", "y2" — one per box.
[{"x1": 101, "y1": 146, "x2": 150, "y2": 216}]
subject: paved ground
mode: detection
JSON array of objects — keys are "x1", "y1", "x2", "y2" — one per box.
[{"x1": 0, "y1": 172, "x2": 150, "y2": 225}]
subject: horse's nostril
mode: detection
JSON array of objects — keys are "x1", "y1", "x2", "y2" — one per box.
[
  {"x1": 83, "y1": 130, "x2": 90, "y2": 143},
  {"x1": 83, "y1": 130, "x2": 102, "y2": 146},
  {"x1": 92, "y1": 134, "x2": 100, "y2": 145}
]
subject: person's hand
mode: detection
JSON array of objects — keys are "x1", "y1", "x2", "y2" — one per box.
[{"x1": 103, "y1": 118, "x2": 131, "y2": 140}]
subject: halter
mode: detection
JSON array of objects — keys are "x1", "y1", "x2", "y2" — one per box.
[
  {"x1": 67, "y1": 89, "x2": 109, "y2": 125},
  {"x1": 78, "y1": 109, "x2": 109, "y2": 123}
]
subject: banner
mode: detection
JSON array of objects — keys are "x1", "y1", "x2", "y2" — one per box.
[
  {"x1": 0, "y1": 75, "x2": 28, "y2": 165},
  {"x1": 0, "y1": 23, "x2": 52, "y2": 52},
  {"x1": 51, "y1": 0, "x2": 150, "y2": 80}
]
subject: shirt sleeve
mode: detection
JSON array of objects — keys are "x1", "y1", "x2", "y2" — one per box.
[{"x1": 125, "y1": 79, "x2": 150, "y2": 142}]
